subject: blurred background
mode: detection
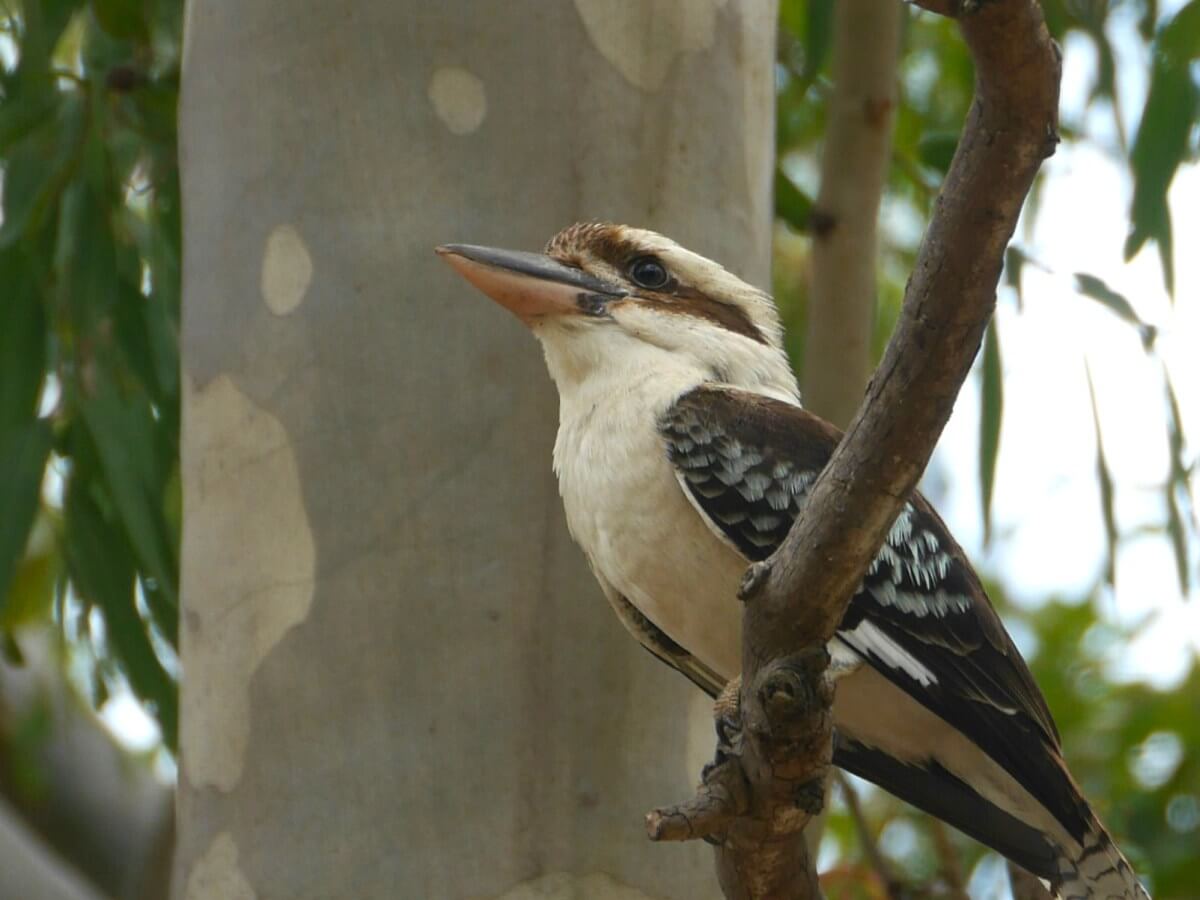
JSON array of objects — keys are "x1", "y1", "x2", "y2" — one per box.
[{"x1": 0, "y1": 1, "x2": 1195, "y2": 897}]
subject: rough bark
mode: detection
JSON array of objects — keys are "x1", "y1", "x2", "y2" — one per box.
[
  {"x1": 648, "y1": 1, "x2": 1061, "y2": 897},
  {"x1": 174, "y1": 2, "x2": 777, "y2": 898},
  {"x1": 802, "y1": 0, "x2": 902, "y2": 429}
]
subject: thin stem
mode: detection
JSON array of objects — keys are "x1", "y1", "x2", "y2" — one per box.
[{"x1": 836, "y1": 772, "x2": 905, "y2": 900}]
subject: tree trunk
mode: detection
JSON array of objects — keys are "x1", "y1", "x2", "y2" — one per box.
[
  {"x1": 174, "y1": 2, "x2": 777, "y2": 898},
  {"x1": 802, "y1": 0, "x2": 901, "y2": 428}
]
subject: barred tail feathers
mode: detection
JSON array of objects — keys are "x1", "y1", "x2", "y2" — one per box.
[{"x1": 1052, "y1": 825, "x2": 1150, "y2": 900}]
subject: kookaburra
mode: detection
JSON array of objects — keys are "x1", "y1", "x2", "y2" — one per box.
[{"x1": 437, "y1": 223, "x2": 1149, "y2": 900}]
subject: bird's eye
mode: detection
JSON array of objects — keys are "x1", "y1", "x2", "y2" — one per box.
[{"x1": 629, "y1": 256, "x2": 670, "y2": 290}]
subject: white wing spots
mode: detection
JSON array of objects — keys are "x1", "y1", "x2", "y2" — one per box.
[
  {"x1": 844, "y1": 620, "x2": 939, "y2": 687},
  {"x1": 788, "y1": 470, "x2": 816, "y2": 494},
  {"x1": 827, "y1": 636, "x2": 864, "y2": 678},
  {"x1": 260, "y1": 224, "x2": 312, "y2": 316},
  {"x1": 749, "y1": 512, "x2": 783, "y2": 532},
  {"x1": 572, "y1": 0, "x2": 727, "y2": 91},
  {"x1": 869, "y1": 581, "x2": 971, "y2": 618},
  {"x1": 866, "y1": 502, "x2": 970, "y2": 617},
  {"x1": 888, "y1": 504, "x2": 915, "y2": 544},
  {"x1": 668, "y1": 406, "x2": 970, "y2": 616},
  {"x1": 663, "y1": 405, "x2": 822, "y2": 559},
  {"x1": 738, "y1": 470, "x2": 772, "y2": 500},
  {"x1": 428, "y1": 66, "x2": 487, "y2": 135},
  {"x1": 764, "y1": 484, "x2": 791, "y2": 511}
]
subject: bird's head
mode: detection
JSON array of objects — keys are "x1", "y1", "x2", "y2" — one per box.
[{"x1": 437, "y1": 222, "x2": 798, "y2": 401}]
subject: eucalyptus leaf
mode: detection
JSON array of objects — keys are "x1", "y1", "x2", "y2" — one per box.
[
  {"x1": 979, "y1": 323, "x2": 1003, "y2": 546},
  {"x1": 1163, "y1": 374, "x2": 1195, "y2": 595},
  {"x1": 0, "y1": 94, "x2": 86, "y2": 246},
  {"x1": 801, "y1": 0, "x2": 834, "y2": 81},
  {"x1": 92, "y1": 0, "x2": 150, "y2": 42},
  {"x1": 11, "y1": 0, "x2": 83, "y2": 81},
  {"x1": 1004, "y1": 245, "x2": 1027, "y2": 310},
  {"x1": 1159, "y1": 0, "x2": 1200, "y2": 63},
  {"x1": 0, "y1": 82, "x2": 60, "y2": 152},
  {"x1": 776, "y1": 168, "x2": 814, "y2": 233},
  {"x1": 1073, "y1": 272, "x2": 1157, "y2": 350},
  {"x1": 0, "y1": 422, "x2": 53, "y2": 617},
  {"x1": 0, "y1": 249, "x2": 45, "y2": 431},
  {"x1": 1085, "y1": 365, "x2": 1118, "y2": 587},
  {"x1": 917, "y1": 131, "x2": 958, "y2": 174},
  {"x1": 1125, "y1": 4, "x2": 1200, "y2": 296},
  {"x1": 64, "y1": 476, "x2": 176, "y2": 747},
  {"x1": 54, "y1": 137, "x2": 122, "y2": 329},
  {"x1": 78, "y1": 379, "x2": 178, "y2": 639}
]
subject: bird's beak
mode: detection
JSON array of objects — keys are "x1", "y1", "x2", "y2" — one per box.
[{"x1": 436, "y1": 243, "x2": 627, "y2": 325}]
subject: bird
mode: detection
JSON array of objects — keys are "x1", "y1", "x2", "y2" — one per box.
[{"x1": 436, "y1": 222, "x2": 1149, "y2": 900}]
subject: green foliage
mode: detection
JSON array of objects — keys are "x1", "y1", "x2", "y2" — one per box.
[
  {"x1": 1085, "y1": 364, "x2": 1119, "y2": 588},
  {"x1": 0, "y1": 0, "x2": 182, "y2": 747},
  {"x1": 0, "y1": 421, "x2": 51, "y2": 611},
  {"x1": 1074, "y1": 272, "x2": 1158, "y2": 350},
  {"x1": 1022, "y1": 598, "x2": 1200, "y2": 899},
  {"x1": 775, "y1": 167, "x2": 815, "y2": 234},
  {"x1": 978, "y1": 322, "x2": 1002, "y2": 546},
  {"x1": 1126, "y1": 0, "x2": 1200, "y2": 294}
]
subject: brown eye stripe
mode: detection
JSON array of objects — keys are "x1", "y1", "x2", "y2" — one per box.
[
  {"x1": 633, "y1": 286, "x2": 767, "y2": 345},
  {"x1": 546, "y1": 223, "x2": 646, "y2": 271},
  {"x1": 545, "y1": 222, "x2": 767, "y2": 344}
]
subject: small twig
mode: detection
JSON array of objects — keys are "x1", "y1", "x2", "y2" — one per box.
[
  {"x1": 927, "y1": 818, "x2": 969, "y2": 900},
  {"x1": 835, "y1": 772, "x2": 904, "y2": 900},
  {"x1": 646, "y1": 759, "x2": 748, "y2": 842},
  {"x1": 1008, "y1": 861, "x2": 1055, "y2": 900}
]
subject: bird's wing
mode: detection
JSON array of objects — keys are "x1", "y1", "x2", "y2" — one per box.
[
  {"x1": 595, "y1": 575, "x2": 726, "y2": 699},
  {"x1": 658, "y1": 384, "x2": 1090, "y2": 843}
]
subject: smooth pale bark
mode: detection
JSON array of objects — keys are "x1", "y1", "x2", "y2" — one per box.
[
  {"x1": 802, "y1": 0, "x2": 901, "y2": 428},
  {"x1": 175, "y1": 2, "x2": 777, "y2": 898}
]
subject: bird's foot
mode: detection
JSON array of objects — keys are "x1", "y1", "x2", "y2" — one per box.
[{"x1": 710, "y1": 677, "x2": 744, "y2": 771}]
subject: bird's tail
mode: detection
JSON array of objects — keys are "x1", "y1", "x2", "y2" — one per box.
[{"x1": 1051, "y1": 823, "x2": 1150, "y2": 900}]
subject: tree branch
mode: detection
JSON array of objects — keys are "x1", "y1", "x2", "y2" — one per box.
[
  {"x1": 749, "y1": 0, "x2": 1061, "y2": 656},
  {"x1": 648, "y1": 1, "x2": 1060, "y2": 897}
]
